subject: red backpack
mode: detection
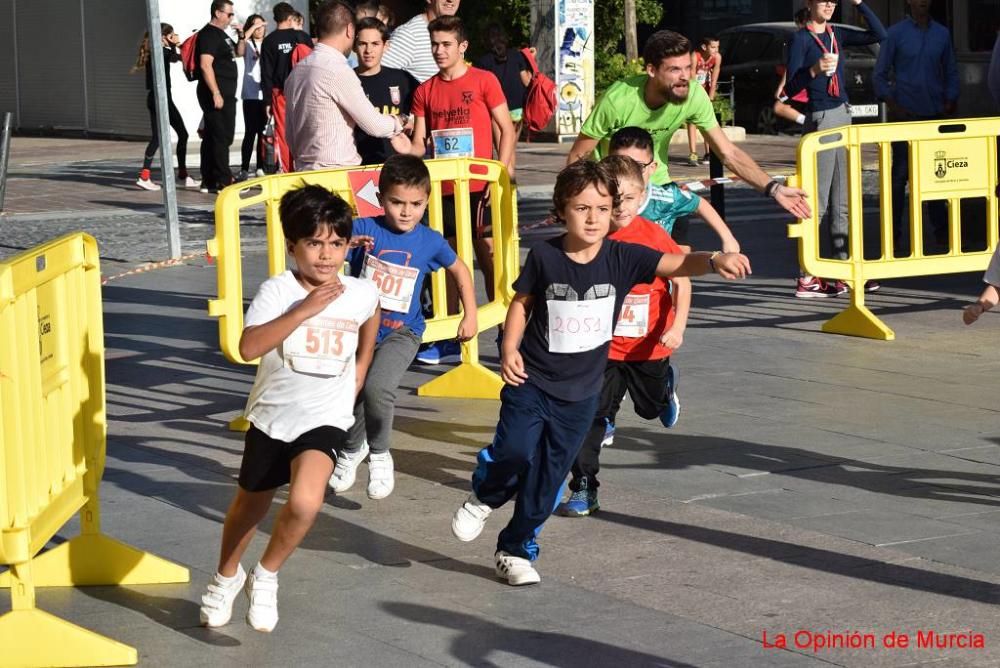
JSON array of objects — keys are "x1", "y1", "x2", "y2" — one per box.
[
  {"x1": 179, "y1": 29, "x2": 200, "y2": 81},
  {"x1": 521, "y1": 47, "x2": 557, "y2": 133}
]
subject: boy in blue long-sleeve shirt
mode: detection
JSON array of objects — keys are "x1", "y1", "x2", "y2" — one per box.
[
  {"x1": 874, "y1": 0, "x2": 959, "y2": 251},
  {"x1": 785, "y1": 0, "x2": 886, "y2": 298}
]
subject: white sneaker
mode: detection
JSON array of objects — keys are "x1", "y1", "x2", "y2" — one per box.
[
  {"x1": 136, "y1": 177, "x2": 161, "y2": 191},
  {"x1": 199, "y1": 564, "x2": 246, "y2": 627},
  {"x1": 451, "y1": 493, "x2": 492, "y2": 542},
  {"x1": 180, "y1": 176, "x2": 198, "y2": 189},
  {"x1": 367, "y1": 451, "x2": 395, "y2": 499},
  {"x1": 330, "y1": 441, "x2": 369, "y2": 493},
  {"x1": 245, "y1": 567, "x2": 279, "y2": 632},
  {"x1": 494, "y1": 551, "x2": 541, "y2": 586},
  {"x1": 255, "y1": 168, "x2": 266, "y2": 177}
]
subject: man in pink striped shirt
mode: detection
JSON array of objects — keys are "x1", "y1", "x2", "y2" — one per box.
[{"x1": 284, "y1": 1, "x2": 410, "y2": 171}]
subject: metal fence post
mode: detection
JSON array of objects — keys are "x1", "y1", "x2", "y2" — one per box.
[
  {"x1": 145, "y1": 0, "x2": 182, "y2": 259},
  {"x1": 0, "y1": 111, "x2": 12, "y2": 214}
]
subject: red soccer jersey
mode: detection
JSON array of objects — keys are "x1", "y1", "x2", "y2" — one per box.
[
  {"x1": 608, "y1": 217, "x2": 684, "y2": 362},
  {"x1": 411, "y1": 67, "x2": 506, "y2": 193}
]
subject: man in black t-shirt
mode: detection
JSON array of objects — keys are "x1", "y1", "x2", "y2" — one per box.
[
  {"x1": 261, "y1": 2, "x2": 314, "y2": 172},
  {"x1": 353, "y1": 17, "x2": 418, "y2": 165},
  {"x1": 196, "y1": 0, "x2": 242, "y2": 192}
]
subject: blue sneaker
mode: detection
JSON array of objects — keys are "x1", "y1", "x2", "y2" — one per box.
[
  {"x1": 600, "y1": 419, "x2": 615, "y2": 447},
  {"x1": 416, "y1": 340, "x2": 462, "y2": 365},
  {"x1": 557, "y1": 487, "x2": 599, "y2": 517},
  {"x1": 660, "y1": 365, "x2": 680, "y2": 428}
]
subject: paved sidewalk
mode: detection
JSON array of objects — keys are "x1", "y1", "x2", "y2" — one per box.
[{"x1": 1, "y1": 135, "x2": 999, "y2": 667}]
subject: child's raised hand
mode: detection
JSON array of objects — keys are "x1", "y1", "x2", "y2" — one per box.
[
  {"x1": 297, "y1": 282, "x2": 344, "y2": 318},
  {"x1": 713, "y1": 252, "x2": 751, "y2": 279},
  {"x1": 963, "y1": 302, "x2": 985, "y2": 325},
  {"x1": 349, "y1": 235, "x2": 375, "y2": 250},
  {"x1": 500, "y1": 349, "x2": 528, "y2": 386}
]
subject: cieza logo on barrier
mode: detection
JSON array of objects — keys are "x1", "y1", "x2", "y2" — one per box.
[
  {"x1": 432, "y1": 128, "x2": 474, "y2": 158},
  {"x1": 933, "y1": 150, "x2": 969, "y2": 179}
]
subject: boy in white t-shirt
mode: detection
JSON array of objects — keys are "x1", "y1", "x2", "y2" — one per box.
[{"x1": 198, "y1": 185, "x2": 380, "y2": 632}]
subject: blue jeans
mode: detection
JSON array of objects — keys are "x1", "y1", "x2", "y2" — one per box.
[{"x1": 472, "y1": 382, "x2": 600, "y2": 561}]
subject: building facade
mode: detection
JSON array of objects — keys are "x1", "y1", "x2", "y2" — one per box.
[{"x1": 0, "y1": 0, "x2": 309, "y2": 137}]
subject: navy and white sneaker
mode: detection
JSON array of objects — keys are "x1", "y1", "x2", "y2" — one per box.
[
  {"x1": 601, "y1": 419, "x2": 616, "y2": 447},
  {"x1": 660, "y1": 365, "x2": 680, "y2": 428},
  {"x1": 557, "y1": 487, "x2": 599, "y2": 517},
  {"x1": 415, "y1": 340, "x2": 462, "y2": 365}
]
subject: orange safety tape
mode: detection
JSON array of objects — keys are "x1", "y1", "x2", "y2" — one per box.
[{"x1": 100, "y1": 252, "x2": 213, "y2": 285}]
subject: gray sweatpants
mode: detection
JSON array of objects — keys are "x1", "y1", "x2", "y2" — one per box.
[
  {"x1": 345, "y1": 326, "x2": 422, "y2": 455},
  {"x1": 806, "y1": 103, "x2": 851, "y2": 261}
]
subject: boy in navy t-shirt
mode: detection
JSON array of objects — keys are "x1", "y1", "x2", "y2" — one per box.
[
  {"x1": 330, "y1": 154, "x2": 478, "y2": 500},
  {"x1": 450, "y1": 160, "x2": 751, "y2": 585}
]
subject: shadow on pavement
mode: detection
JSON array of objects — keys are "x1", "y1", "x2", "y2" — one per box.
[
  {"x1": 605, "y1": 431, "x2": 1000, "y2": 511},
  {"x1": 78, "y1": 585, "x2": 242, "y2": 648},
  {"x1": 381, "y1": 601, "x2": 698, "y2": 668},
  {"x1": 594, "y1": 510, "x2": 1000, "y2": 605}
]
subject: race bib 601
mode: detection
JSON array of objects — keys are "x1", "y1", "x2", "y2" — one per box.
[{"x1": 362, "y1": 255, "x2": 419, "y2": 313}]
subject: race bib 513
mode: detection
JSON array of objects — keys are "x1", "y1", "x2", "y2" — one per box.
[{"x1": 284, "y1": 316, "x2": 359, "y2": 376}]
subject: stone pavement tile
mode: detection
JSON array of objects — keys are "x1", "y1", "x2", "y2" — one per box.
[
  {"x1": 940, "y1": 510, "x2": 1000, "y2": 533},
  {"x1": 860, "y1": 451, "x2": 1000, "y2": 482},
  {"x1": 786, "y1": 510, "x2": 977, "y2": 548},
  {"x1": 693, "y1": 488, "x2": 867, "y2": 521},
  {"x1": 939, "y1": 445, "x2": 1000, "y2": 467},
  {"x1": 776, "y1": 475, "x2": 1000, "y2": 521},
  {"x1": 886, "y1": 531, "x2": 1000, "y2": 577},
  {"x1": 546, "y1": 502, "x2": 1000, "y2": 666},
  {"x1": 598, "y1": 461, "x2": 788, "y2": 504}
]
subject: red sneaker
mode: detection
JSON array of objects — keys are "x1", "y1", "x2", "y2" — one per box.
[{"x1": 795, "y1": 277, "x2": 838, "y2": 298}]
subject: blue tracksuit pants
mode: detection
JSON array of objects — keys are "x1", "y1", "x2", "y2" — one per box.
[{"x1": 472, "y1": 382, "x2": 600, "y2": 561}]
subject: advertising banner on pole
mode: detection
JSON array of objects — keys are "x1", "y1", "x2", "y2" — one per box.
[{"x1": 554, "y1": 0, "x2": 595, "y2": 141}]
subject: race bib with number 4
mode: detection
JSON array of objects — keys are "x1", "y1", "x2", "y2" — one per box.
[
  {"x1": 431, "y1": 128, "x2": 475, "y2": 158},
  {"x1": 546, "y1": 296, "x2": 615, "y2": 353},
  {"x1": 284, "y1": 316, "x2": 359, "y2": 376},
  {"x1": 613, "y1": 293, "x2": 650, "y2": 338},
  {"x1": 362, "y1": 255, "x2": 419, "y2": 313}
]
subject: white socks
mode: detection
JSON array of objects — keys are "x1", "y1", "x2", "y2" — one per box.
[{"x1": 253, "y1": 562, "x2": 278, "y2": 580}]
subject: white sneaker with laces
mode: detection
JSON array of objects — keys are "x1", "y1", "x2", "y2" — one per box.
[
  {"x1": 245, "y1": 568, "x2": 279, "y2": 632},
  {"x1": 451, "y1": 493, "x2": 492, "y2": 541},
  {"x1": 199, "y1": 564, "x2": 246, "y2": 627},
  {"x1": 367, "y1": 451, "x2": 395, "y2": 499},
  {"x1": 180, "y1": 176, "x2": 198, "y2": 189},
  {"x1": 494, "y1": 551, "x2": 541, "y2": 586},
  {"x1": 330, "y1": 441, "x2": 369, "y2": 493},
  {"x1": 136, "y1": 177, "x2": 161, "y2": 191}
]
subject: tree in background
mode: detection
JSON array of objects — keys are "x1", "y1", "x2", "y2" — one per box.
[{"x1": 305, "y1": 0, "x2": 659, "y2": 98}]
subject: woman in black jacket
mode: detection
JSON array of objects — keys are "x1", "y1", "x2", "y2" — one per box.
[{"x1": 132, "y1": 23, "x2": 195, "y2": 191}]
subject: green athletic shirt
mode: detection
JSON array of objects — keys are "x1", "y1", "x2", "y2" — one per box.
[
  {"x1": 580, "y1": 75, "x2": 718, "y2": 185},
  {"x1": 639, "y1": 182, "x2": 700, "y2": 235}
]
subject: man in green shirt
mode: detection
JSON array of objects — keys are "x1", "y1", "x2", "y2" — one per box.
[{"x1": 568, "y1": 30, "x2": 810, "y2": 220}]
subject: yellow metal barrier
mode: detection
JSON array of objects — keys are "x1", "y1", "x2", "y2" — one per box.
[
  {"x1": 207, "y1": 158, "x2": 520, "y2": 413},
  {"x1": 788, "y1": 117, "x2": 1000, "y2": 339},
  {"x1": 0, "y1": 233, "x2": 189, "y2": 667}
]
